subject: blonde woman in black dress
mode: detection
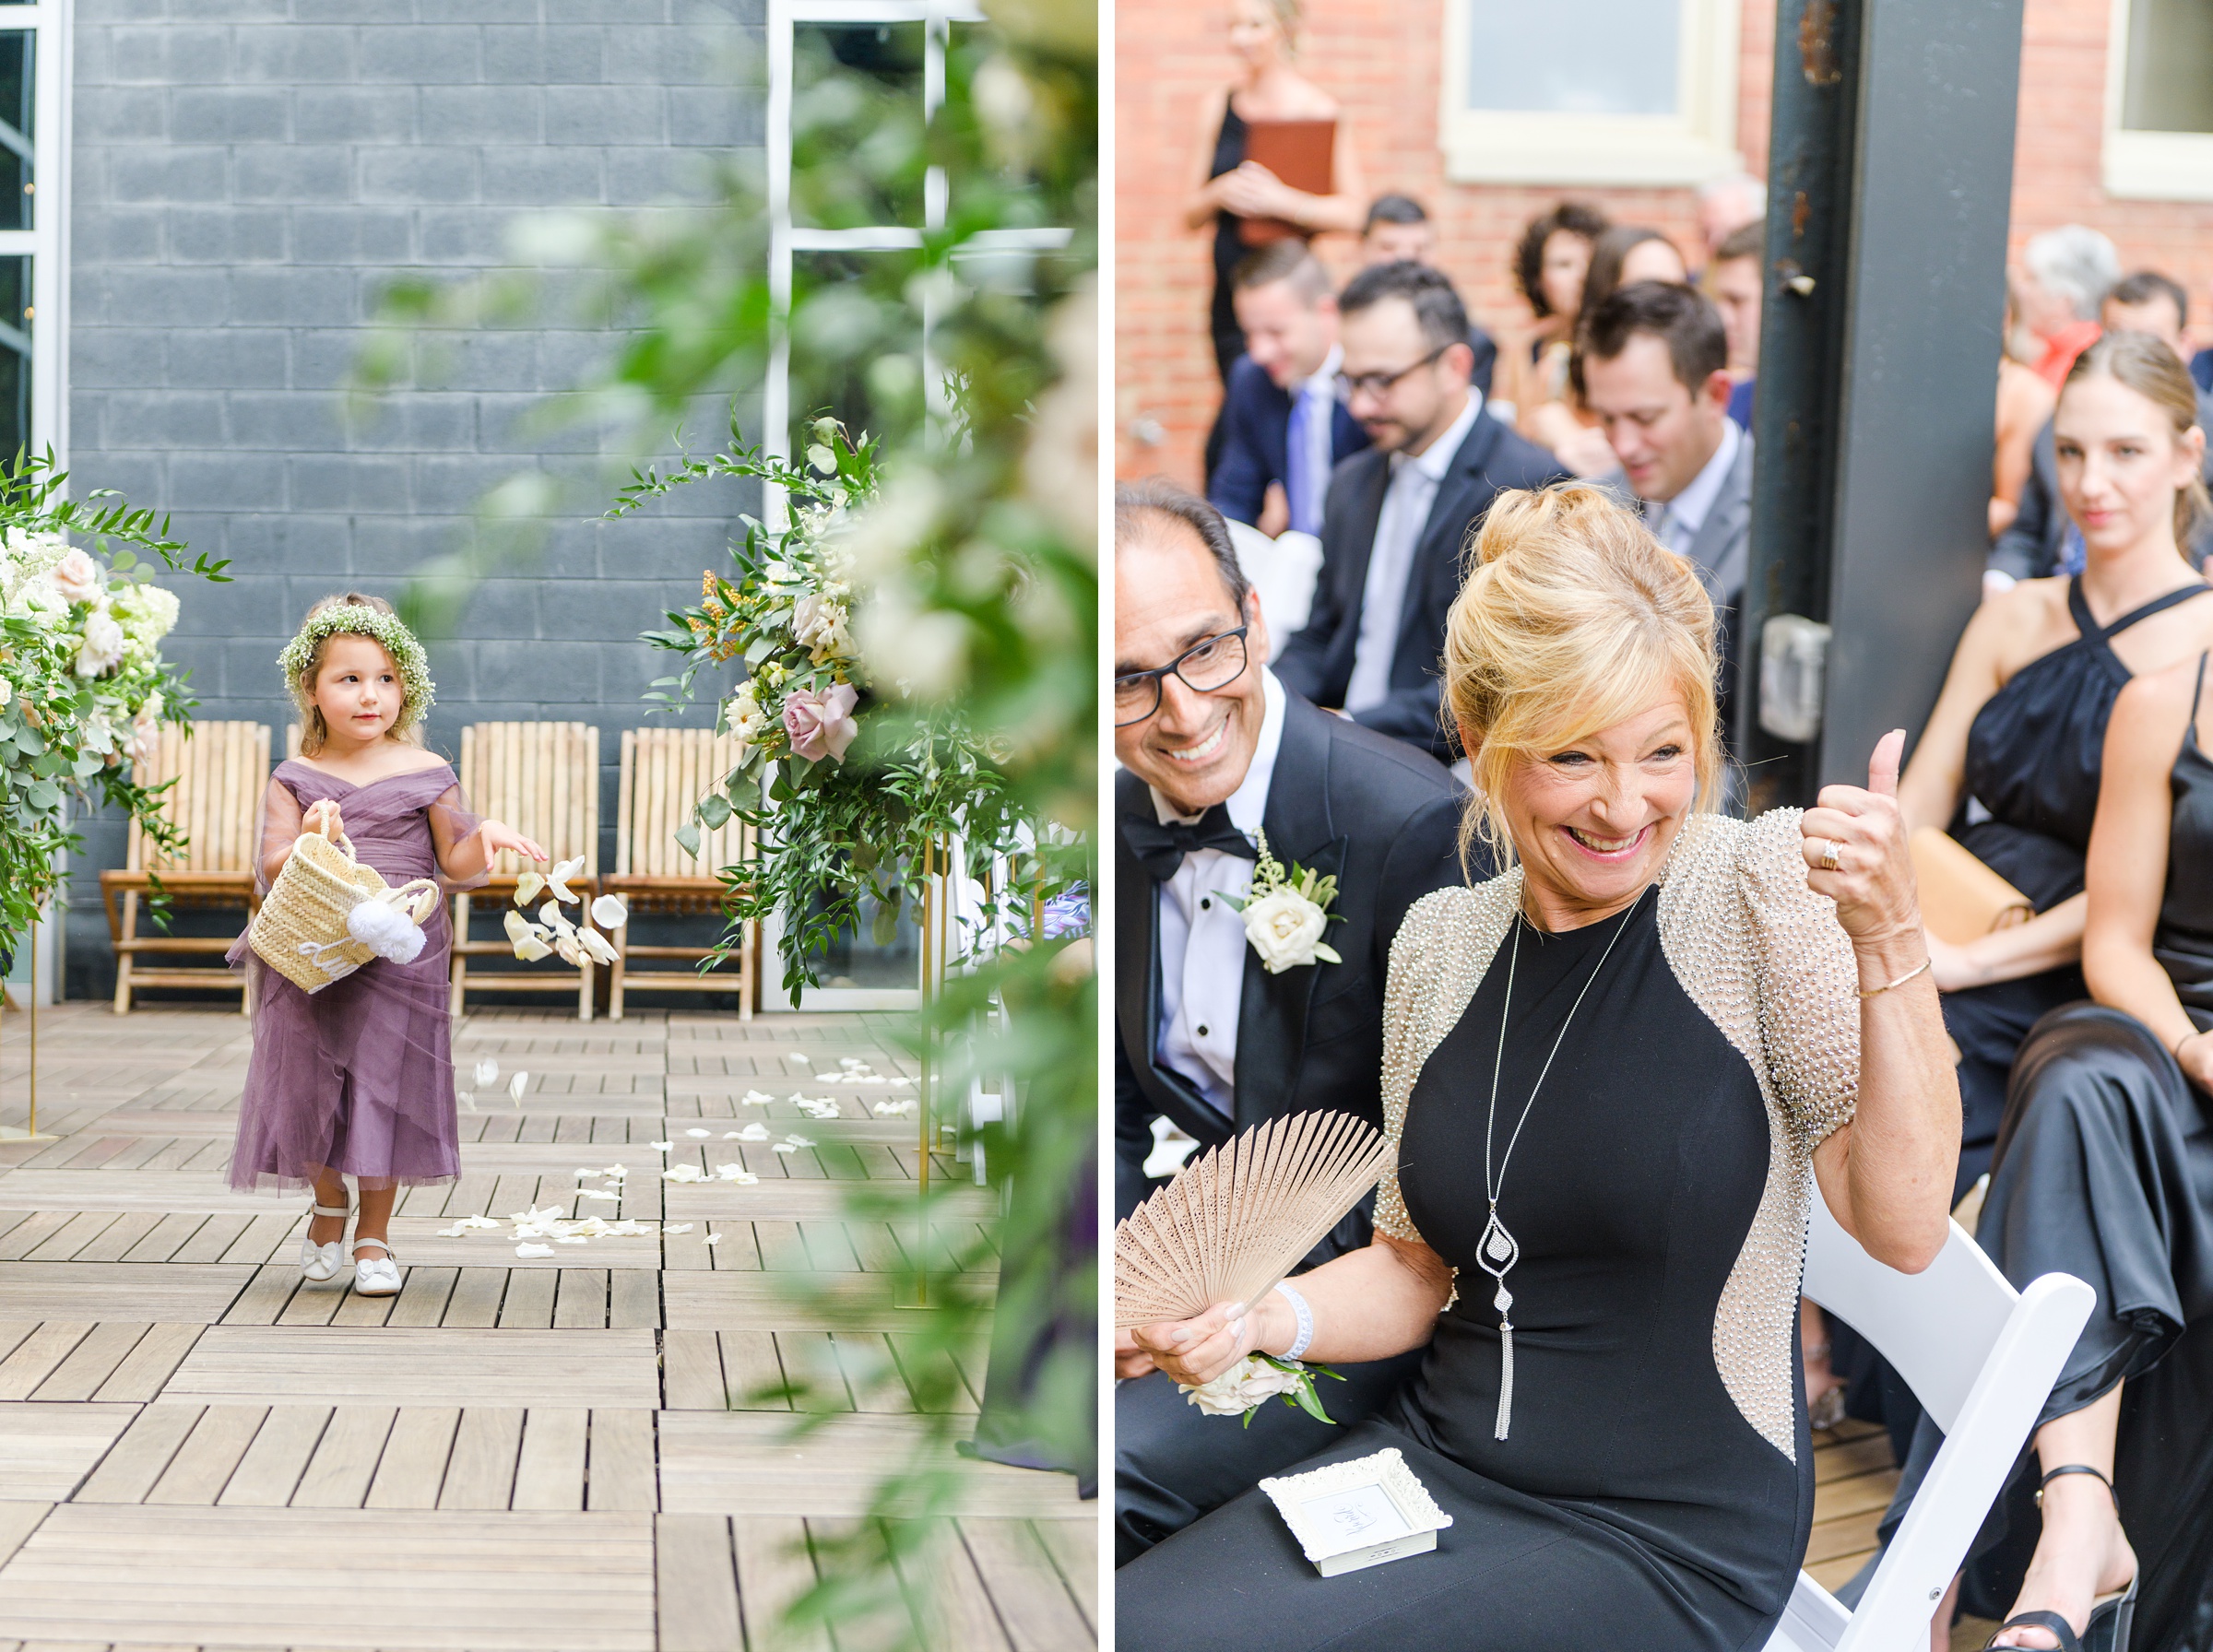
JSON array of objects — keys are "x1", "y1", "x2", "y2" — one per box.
[{"x1": 1118, "y1": 485, "x2": 1959, "y2": 1649}]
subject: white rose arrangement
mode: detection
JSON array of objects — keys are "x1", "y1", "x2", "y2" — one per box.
[
  {"x1": 0, "y1": 458, "x2": 228, "y2": 957},
  {"x1": 1219, "y1": 828, "x2": 1342, "y2": 974},
  {"x1": 1180, "y1": 1351, "x2": 1346, "y2": 1426}
]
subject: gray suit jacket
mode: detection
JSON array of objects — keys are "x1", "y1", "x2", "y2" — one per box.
[
  {"x1": 1599, "y1": 431, "x2": 1755, "y2": 609},
  {"x1": 1601, "y1": 431, "x2": 1755, "y2": 733}
]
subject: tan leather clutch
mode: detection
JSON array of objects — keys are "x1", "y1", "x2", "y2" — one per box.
[{"x1": 1911, "y1": 826, "x2": 2034, "y2": 946}]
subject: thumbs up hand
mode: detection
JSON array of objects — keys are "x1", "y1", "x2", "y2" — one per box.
[{"x1": 1801, "y1": 729, "x2": 1923, "y2": 947}]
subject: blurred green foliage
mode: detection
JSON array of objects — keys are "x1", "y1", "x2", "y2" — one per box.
[{"x1": 360, "y1": 1, "x2": 1096, "y2": 1643}]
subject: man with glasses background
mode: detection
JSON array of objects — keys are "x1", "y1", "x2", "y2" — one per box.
[
  {"x1": 1112, "y1": 478, "x2": 1467, "y2": 1564},
  {"x1": 1273, "y1": 260, "x2": 1562, "y2": 761}
]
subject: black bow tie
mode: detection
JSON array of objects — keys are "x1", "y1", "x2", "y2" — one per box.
[{"x1": 1123, "y1": 804, "x2": 1259, "y2": 882}]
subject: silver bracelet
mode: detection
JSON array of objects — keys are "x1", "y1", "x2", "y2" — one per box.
[{"x1": 1273, "y1": 1279, "x2": 1315, "y2": 1362}]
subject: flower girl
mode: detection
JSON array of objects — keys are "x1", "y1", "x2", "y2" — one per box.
[{"x1": 227, "y1": 594, "x2": 545, "y2": 1297}]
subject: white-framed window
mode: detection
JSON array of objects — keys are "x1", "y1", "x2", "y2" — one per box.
[
  {"x1": 760, "y1": 0, "x2": 1064, "y2": 1011},
  {"x1": 0, "y1": 0, "x2": 70, "y2": 1007},
  {"x1": 1438, "y1": 0, "x2": 1742, "y2": 187},
  {"x1": 2101, "y1": 0, "x2": 2213, "y2": 201}
]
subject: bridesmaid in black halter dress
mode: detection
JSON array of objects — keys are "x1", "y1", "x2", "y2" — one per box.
[
  {"x1": 1887, "y1": 333, "x2": 2213, "y2": 1649},
  {"x1": 1178, "y1": 0, "x2": 1365, "y2": 384}
]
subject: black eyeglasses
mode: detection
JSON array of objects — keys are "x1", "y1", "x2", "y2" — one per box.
[
  {"x1": 1335, "y1": 344, "x2": 1450, "y2": 403},
  {"x1": 1114, "y1": 627, "x2": 1250, "y2": 727}
]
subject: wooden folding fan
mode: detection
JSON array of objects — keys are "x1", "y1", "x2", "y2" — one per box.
[{"x1": 1115, "y1": 1111, "x2": 1393, "y2": 1330}]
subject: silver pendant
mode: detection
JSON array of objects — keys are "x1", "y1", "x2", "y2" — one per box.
[{"x1": 1478, "y1": 1210, "x2": 1519, "y2": 1271}]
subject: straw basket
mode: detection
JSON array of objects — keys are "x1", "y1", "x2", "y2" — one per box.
[{"x1": 248, "y1": 829, "x2": 440, "y2": 994}]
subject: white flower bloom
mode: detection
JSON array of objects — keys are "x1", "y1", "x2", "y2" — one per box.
[
  {"x1": 111, "y1": 582, "x2": 180, "y2": 647},
  {"x1": 1180, "y1": 1353, "x2": 1306, "y2": 1417},
  {"x1": 50, "y1": 548, "x2": 103, "y2": 604},
  {"x1": 791, "y1": 591, "x2": 853, "y2": 663},
  {"x1": 126, "y1": 707, "x2": 161, "y2": 768},
  {"x1": 726, "y1": 681, "x2": 768, "y2": 754},
  {"x1": 0, "y1": 678, "x2": 11, "y2": 709},
  {"x1": 75, "y1": 610, "x2": 126, "y2": 677},
  {"x1": 1240, "y1": 886, "x2": 1340, "y2": 975}
]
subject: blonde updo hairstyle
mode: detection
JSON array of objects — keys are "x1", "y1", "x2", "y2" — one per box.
[
  {"x1": 1443, "y1": 484, "x2": 1722, "y2": 872},
  {"x1": 293, "y1": 591, "x2": 425, "y2": 759}
]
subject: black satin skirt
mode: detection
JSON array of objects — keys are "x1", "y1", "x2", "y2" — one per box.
[{"x1": 1899, "y1": 1002, "x2": 2213, "y2": 1646}]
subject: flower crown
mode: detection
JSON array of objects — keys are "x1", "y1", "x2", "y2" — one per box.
[{"x1": 278, "y1": 604, "x2": 436, "y2": 734}]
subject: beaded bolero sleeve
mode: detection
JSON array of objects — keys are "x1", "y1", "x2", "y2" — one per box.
[{"x1": 1371, "y1": 808, "x2": 1862, "y2": 1459}]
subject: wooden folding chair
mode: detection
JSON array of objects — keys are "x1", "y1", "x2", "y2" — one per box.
[
  {"x1": 447, "y1": 721, "x2": 601, "y2": 1022},
  {"x1": 1759, "y1": 1198, "x2": 2096, "y2": 1651},
  {"x1": 601, "y1": 726, "x2": 755, "y2": 1022},
  {"x1": 100, "y1": 721, "x2": 272, "y2": 1014}
]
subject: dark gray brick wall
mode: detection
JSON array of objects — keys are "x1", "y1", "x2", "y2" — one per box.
[{"x1": 65, "y1": 0, "x2": 765, "y2": 997}]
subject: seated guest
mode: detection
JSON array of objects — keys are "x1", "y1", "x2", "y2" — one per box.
[
  {"x1": 1704, "y1": 220, "x2": 1763, "y2": 430},
  {"x1": 1525, "y1": 225, "x2": 1687, "y2": 476},
  {"x1": 1993, "y1": 286, "x2": 2060, "y2": 542},
  {"x1": 1494, "y1": 200, "x2": 1609, "y2": 441},
  {"x1": 1273, "y1": 261, "x2": 1561, "y2": 760},
  {"x1": 1808, "y1": 332, "x2": 2213, "y2": 1461},
  {"x1": 1574, "y1": 281, "x2": 1753, "y2": 738},
  {"x1": 1993, "y1": 272, "x2": 2213, "y2": 583},
  {"x1": 1694, "y1": 171, "x2": 1764, "y2": 268},
  {"x1": 1112, "y1": 479, "x2": 1466, "y2": 1564},
  {"x1": 1118, "y1": 482, "x2": 1959, "y2": 1648},
  {"x1": 2015, "y1": 224, "x2": 2120, "y2": 391},
  {"x1": 1208, "y1": 243, "x2": 1371, "y2": 537},
  {"x1": 1358, "y1": 194, "x2": 1497, "y2": 398},
  {"x1": 1904, "y1": 332, "x2": 2213, "y2": 1207},
  {"x1": 1942, "y1": 526, "x2": 2213, "y2": 1648}
]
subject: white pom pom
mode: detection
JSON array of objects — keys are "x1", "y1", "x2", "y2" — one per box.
[{"x1": 348, "y1": 896, "x2": 427, "y2": 964}]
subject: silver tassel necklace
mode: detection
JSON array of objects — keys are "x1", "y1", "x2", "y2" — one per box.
[{"x1": 1479, "y1": 895, "x2": 1639, "y2": 1442}]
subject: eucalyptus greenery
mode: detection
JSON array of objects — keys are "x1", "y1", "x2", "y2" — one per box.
[
  {"x1": 618, "y1": 419, "x2": 1029, "y2": 1008},
  {"x1": 0, "y1": 451, "x2": 230, "y2": 960}
]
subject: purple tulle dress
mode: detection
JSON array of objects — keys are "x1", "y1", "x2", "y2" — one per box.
[{"x1": 227, "y1": 759, "x2": 484, "y2": 1193}]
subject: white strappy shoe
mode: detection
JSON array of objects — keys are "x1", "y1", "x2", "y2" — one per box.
[
  {"x1": 350, "y1": 1235, "x2": 402, "y2": 1297},
  {"x1": 300, "y1": 1198, "x2": 350, "y2": 1281}
]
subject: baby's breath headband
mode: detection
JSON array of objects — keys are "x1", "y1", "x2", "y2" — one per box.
[{"x1": 278, "y1": 604, "x2": 436, "y2": 734}]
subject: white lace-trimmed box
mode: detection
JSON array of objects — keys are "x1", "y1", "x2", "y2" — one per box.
[{"x1": 1259, "y1": 1447, "x2": 1454, "y2": 1577}]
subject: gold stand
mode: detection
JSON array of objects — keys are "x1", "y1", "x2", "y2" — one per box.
[
  {"x1": 2, "y1": 916, "x2": 53, "y2": 1142},
  {"x1": 898, "y1": 835, "x2": 946, "y2": 1310}
]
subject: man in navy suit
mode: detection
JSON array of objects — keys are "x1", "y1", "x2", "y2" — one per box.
[
  {"x1": 1206, "y1": 242, "x2": 1371, "y2": 537},
  {"x1": 1273, "y1": 261, "x2": 1562, "y2": 761}
]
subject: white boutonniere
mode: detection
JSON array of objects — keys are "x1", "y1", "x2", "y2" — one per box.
[{"x1": 1218, "y1": 828, "x2": 1342, "y2": 974}]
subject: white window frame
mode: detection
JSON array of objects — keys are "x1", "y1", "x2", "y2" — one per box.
[
  {"x1": 0, "y1": 1, "x2": 71, "y2": 1006},
  {"x1": 1438, "y1": 0, "x2": 1742, "y2": 187},
  {"x1": 760, "y1": 0, "x2": 1064, "y2": 1010},
  {"x1": 2101, "y1": 0, "x2": 2213, "y2": 201}
]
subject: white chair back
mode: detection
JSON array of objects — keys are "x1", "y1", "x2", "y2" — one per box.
[
  {"x1": 1762, "y1": 1197, "x2": 2094, "y2": 1652},
  {"x1": 1225, "y1": 519, "x2": 1322, "y2": 654}
]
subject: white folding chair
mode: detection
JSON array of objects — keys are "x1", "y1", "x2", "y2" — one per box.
[{"x1": 1763, "y1": 1196, "x2": 2095, "y2": 1651}]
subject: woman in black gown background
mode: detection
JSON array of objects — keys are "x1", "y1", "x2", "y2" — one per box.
[
  {"x1": 1178, "y1": 0, "x2": 1366, "y2": 385},
  {"x1": 1913, "y1": 335, "x2": 2213, "y2": 1652},
  {"x1": 1117, "y1": 485, "x2": 1959, "y2": 1650}
]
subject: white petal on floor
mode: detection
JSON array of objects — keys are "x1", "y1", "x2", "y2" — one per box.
[
  {"x1": 474, "y1": 1058, "x2": 501, "y2": 1087},
  {"x1": 515, "y1": 1243, "x2": 555, "y2": 1258},
  {"x1": 685, "y1": 1127, "x2": 711, "y2": 1138}
]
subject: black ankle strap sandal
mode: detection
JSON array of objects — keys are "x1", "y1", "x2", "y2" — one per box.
[{"x1": 2033, "y1": 1462, "x2": 2117, "y2": 1513}]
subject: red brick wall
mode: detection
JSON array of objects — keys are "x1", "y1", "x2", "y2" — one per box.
[{"x1": 1115, "y1": 0, "x2": 2213, "y2": 488}]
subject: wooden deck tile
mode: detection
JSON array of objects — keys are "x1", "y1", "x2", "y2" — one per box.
[
  {"x1": 0, "y1": 1265, "x2": 254, "y2": 1324},
  {"x1": 0, "y1": 1006, "x2": 1084, "y2": 1646},
  {"x1": 0, "y1": 1505, "x2": 656, "y2": 1650},
  {"x1": 657, "y1": 1413, "x2": 1086, "y2": 1518},
  {"x1": 164, "y1": 1328, "x2": 659, "y2": 1408},
  {"x1": 663, "y1": 1269, "x2": 999, "y2": 1331},
  {"x1": 0, "y1": 1406, "x2": 139, "y2": 1503}
]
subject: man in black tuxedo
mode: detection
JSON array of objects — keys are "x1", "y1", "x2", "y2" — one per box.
[
  {"x1": 1274, "y1": 261, "x2": 1562, "y2": 761},
  {"x1": 1112, "y1": 479, "x2": 1468, "y2": 1564}
]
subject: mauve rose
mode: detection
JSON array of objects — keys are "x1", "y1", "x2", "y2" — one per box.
[
  {"x1": 50, "y1": 548, "x2": 102, "y2": 604},
  {"x1": 782, "y1": 682, "x2": 859, "y2": 763}
]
